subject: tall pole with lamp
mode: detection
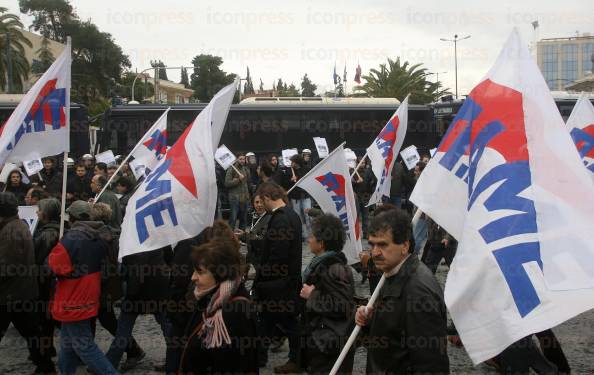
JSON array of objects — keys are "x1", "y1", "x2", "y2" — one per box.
[{"x1": 440, "y1": 34, "x2": 471, "y2": 99}]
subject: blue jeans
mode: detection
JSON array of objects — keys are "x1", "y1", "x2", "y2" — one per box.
[
  {"x1": 291, "y1": 198, "x2": 311, "y2": 238},
  {"x1": 413, "y1": 216, "x2": 428, "y2": 257},
  {"x1": 58, "y1": 319, "x2": 119, "y2": 375},
  {"x1": 228, "y1": 196, "x2": 248, "y2": 230},
  {"x1": 106, "y1": 311, "x2": 169, "y2": 369}
]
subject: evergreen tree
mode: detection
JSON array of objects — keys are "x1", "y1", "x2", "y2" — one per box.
[
  {"x1": 243, "y1": 66, "x2": 255, "y2": 95},
  {"x1": 300, "y1": 73, "x2": 317, "y2": 97},
  {"x1": 150, "y1": 60, "x2": 168, "y2": 80},
  {"x1": 31, "y1": 36, "x2": 55, "y2": 74},
  {"x1": 180, "y1": 66, "x2": 189, "y2": 88}
]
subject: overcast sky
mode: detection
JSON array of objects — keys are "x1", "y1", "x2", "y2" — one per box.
[{"x1": 5, "y1": 0, "x2": 593, "y2": 95}]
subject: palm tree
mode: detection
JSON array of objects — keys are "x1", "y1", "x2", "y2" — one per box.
[
  {"x1": 0, "y1": 7, "x2": 32, "y2": 93},
  {"x1": 354, "y1": 57, "x2": 450, "y2": 104}
]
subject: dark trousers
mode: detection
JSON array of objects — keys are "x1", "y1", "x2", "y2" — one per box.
[
  {"x1": 423, "y1": 244, "x2": 456, "y2": 274},
  {"x1": 0, "y1": 303, "x2": 55, "y2": 372},
  {"x1": 90, "y1": 303, "x2": 143, "y2": 358},
  {"x1": 497, "y1": 335, "x2": 558, "y2": 375},
  {"x1": 165, "y1": 313, "x2": 190, "y2": 375},
  {"x1": 259, "y1": 309, "x2": 300, "y2": 365},
  {"x1": 304, "y1": 341, "x2": 354, "y2": 375}
]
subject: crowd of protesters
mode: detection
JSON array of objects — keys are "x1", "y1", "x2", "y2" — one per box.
[{"x1": 0, "y1": 148, "x2": 573, "y2": 375}]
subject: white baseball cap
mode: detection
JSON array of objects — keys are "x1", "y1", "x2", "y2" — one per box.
[
  {"x1": 302, "y1": 149, "x2": 312, "y2": 154},
  {"x1": 246, "y1": 152, "x2": 256, "y2": 157}
]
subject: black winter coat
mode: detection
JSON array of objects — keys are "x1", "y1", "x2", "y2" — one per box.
[
  {"x1": 180, "y1": 284, "x2": 259, "y2": 375},
  {"x1": 33, "y1": 221, "x2": 60, "y2": 298},
  {"x1": 302, "y1": 252, "x2": 355, "y2": 355},
  {"x1": 364, "y1": 255, "x2": 449, "y2": 374},
  {"x1": 254, "y1": 206, "x2": 302, "y2": 305},
  {"x1": 120, "y1": 247, "x2": 171, "y2": 314},
  {"x1": 0, "y1": 216, "x2": 38, "y2": 305}
]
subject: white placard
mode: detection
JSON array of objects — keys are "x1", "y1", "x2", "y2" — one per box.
[
  {"x1": 18, "y1": 205, "x2": 39, "y2": 235},
  {"x1": 214, "y1": 145, "x2": 237, "y2": 170},
  {"x1": 95, "y1": 150, "x2": 117, "y2": 166},
  {"x1": 430, "y1": 148, "x2": 437, "y2": 157},
  {"x1": 281, "y1": 148, "x2": 299, "y2": 167},
  {"x1": 313, "y1": 137, "x2": 329, "y2": 158},
  {"x1": 344, "y1": 148, "x2": 357, "y2": 169},
  {"x1": 23, "y1": 159, "x2": 43, "y2": 176},
  {"x1": 0, "y1": 163, "x2": 18, "y2": 183},
  {"x1": 400, "y1": 145, "x2": 421, "y2": 170},
  {"x1": 129, "y1": 158, "x2": 147, "y2": 180}
]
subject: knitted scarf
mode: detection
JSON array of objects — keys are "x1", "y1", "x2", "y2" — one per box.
[
  {"x1": 302, "y1": 250, "x2": 337, "y2": 283},
  {"x1": 194, "y1": 277, "x2": 243, "y2": 349}
]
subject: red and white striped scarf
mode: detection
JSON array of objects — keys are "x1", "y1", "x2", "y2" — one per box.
[{"x1": 194, "y1": 277, "x2": 242, "y2": 348}]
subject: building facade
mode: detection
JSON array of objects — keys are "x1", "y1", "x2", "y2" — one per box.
[{"x1": 537, "y1": 35, "x2": 594, "y2": 91}]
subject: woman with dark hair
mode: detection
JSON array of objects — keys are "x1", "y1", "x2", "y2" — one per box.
[
  {"x1": 179, "y1": 239, "x2": 259, "y2": 374},
  {"x1": 5, "y1": 169, "x2": 30, "y2": 205},
  {"x1": 300, "y1": 213, "x2": 355, "y2": 375}
]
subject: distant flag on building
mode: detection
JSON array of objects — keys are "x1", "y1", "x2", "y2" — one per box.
[
  {"x1": 410, "y1": 29, "x2": 594, "y2": 364},
  {"x1": 119, "y1": 81, "x2": 237, "y2": 260},
  {"x1": 366, "y1": 96, "x2": 409, "y2": 206},
  {"x1": 0, "y1": 39, "x2": 71, "y2": 165},
  {"x1": 565, "y1": 93, "x2": 594, "y2": 181},
  {"x1": 333, "y1": 63, "x2": 339, "y2": 85},
  {"x1": 292, "y1": 143, "x2": 362, "y2": 264},
  {"x1": 354, "y1": 63, "x2": 362, "y2": 84},
  {"x1": 129, "y1": 108, "x2": 170, "y2": 179}
]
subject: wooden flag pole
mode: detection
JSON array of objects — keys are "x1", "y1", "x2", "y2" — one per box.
[
  {"x1": 350, "y1": 152, "x2": 368, "y2": 179},
  {"x1": 329, "y1": 273, "x2": 386, "y2": 375},
  {"x1": 231, "y1": 164, "x2": 244, "y2": 179},
  {"x1": 59, "y1": 151, "x2": 69, "y2": 237}
]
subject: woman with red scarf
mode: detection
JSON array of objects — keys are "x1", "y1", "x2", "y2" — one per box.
[{"x1": 179, "y1": 236, "x2": 259, "y2": 374}]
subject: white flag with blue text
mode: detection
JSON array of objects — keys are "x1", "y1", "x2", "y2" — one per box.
[
  {"x1": 293, "y1": 144, "x2": 362, "y2": 264},
  {"x1": 119, "y1": 82, "x2": 236, "y2": 260},
  {"x1": 410, "y1": 29, "x2": 594, "y2": 364},
  {"x1": 366, "y1": 96, "x2": 408, "y2": 206},
  {"x1": 0, "y1": 40, "x2": 71, "y2": 165},
  {"x1": 565, "y1": 93, "x2": 594, "y2": 181}
]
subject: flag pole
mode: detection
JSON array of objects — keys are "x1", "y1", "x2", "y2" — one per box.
[
  {"x1": 350, "y1": 152, "x2": 369, "y2": 178},
  {"x1": 329, "y1": 273, "x2": 387, "y2": 375},
  {"x1": 286, "y1": 142, "x2": 346, "y2": 195},
  {"x1": 59, "y1": 151, "x2": 68, "y2": 237},
  {"x1": 94, "y1": 107, "x2": 170, "y2": 202}
]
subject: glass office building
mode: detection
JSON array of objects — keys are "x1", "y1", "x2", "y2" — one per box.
[{"x1": 537, "y1": 36, "x2": 594, "y2": 90}]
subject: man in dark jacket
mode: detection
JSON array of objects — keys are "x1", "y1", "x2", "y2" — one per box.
[
  {"x1": 48, "y1": 200, "x2": 118, "y2": 374},
  {"x1": 67, "y1": 163, "x2": 92, "y2": 202},
  {"x1": 356, "y1": 208, "x2": 449, "y2": 374},
  {"x1": 0, "y1": 192, "x2": 56, "y2": 374},
  {"x1": 31, "y1": 156, "x2": 63, "y2": 197},
  {"x1": 254, "y1": 182, "x2": 303, "y2": 373}
]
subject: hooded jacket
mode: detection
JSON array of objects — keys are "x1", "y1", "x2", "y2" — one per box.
[{"x1": 48, "y1": 221, "x2": 111, "y2": 322}]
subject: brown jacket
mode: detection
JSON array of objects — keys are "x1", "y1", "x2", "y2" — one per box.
[{"x1": 0, "y1": 216, "x2": 39, "y2": 305}]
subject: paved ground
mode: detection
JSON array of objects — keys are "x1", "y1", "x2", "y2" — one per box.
[{"x1": 1, "y1": 242, "x2": 594, "y2": 374}]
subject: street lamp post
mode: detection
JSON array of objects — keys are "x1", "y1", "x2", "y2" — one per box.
[
  {"x1": 440, "y1": 34, "x2": 471, "y2": 99},
  {"x1": 131, "y1": 66, "x2": 189, "y2": 103}
]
